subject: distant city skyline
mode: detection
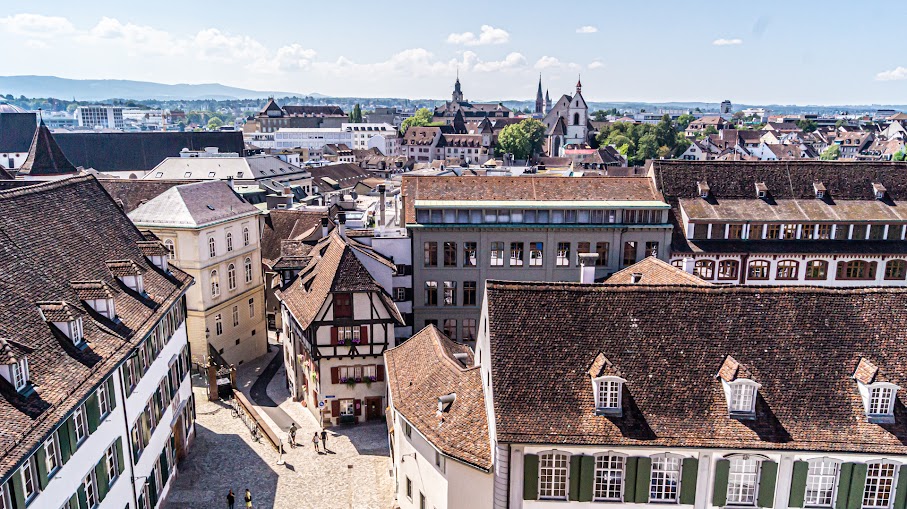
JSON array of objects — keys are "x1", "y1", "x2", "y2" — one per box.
[{"x1": 2, "y1": 0, "x2": 907, "y2": 105}]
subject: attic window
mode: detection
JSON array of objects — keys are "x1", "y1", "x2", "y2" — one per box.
[
  {"x1": 594, "y1": 377, "x2": 624, "y2": 414},
  {"x1": 755, "y1": 182, "x2": 768, "y2": 199},
  {"x1": 814, "y1": 182, "x2": 826, "y2": 199},
  {"x1": 184, "y1": 172, "x2": 191, "y2": 178},
  {"x1": 208, "y1": 171, "x2": 216, "y2": 177},
  {"x1": 155, "y1": 172, "x2": 163, "y2": 178},
  {"x1": 237, "y1": 172, "x2": 244, "y2": 178},
  {"x1": 0, "y1": 339, "x2": 30, "y2": 392},
  {"x1": 717, "y1": 355, "x2": 759, "y2": 419},
  {"x1": 38, "y1": 302, "x2": 86, "y2": 346},
  {"x1": 107, "y1": 260, "x2": 145, "y2": 294},
  {"x1": 853, "y1": 357, "x2": 898, "y2": 423},
  {"x1": 873, "y1": 183, "x2": 887, "y2": 200},
  {"x1": 697, "y1": 181, "x2": 711, "y2": 199}
]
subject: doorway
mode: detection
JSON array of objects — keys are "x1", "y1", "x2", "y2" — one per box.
[{"x1": 365, "y1": 397, "x2": 382, "y2": 421}]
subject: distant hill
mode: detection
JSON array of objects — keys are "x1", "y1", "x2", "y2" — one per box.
[{"x1": 0, "y1": 75, "x2": 309, "y2": 101}]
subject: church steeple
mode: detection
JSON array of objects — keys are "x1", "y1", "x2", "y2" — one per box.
[
  {"x1": 576, "y1": 75, "x2": 583, "y2": 94},
  {"x1": 535, "y1": 75, "x2": 544, "y2": 114},
  {"x1": 545, "y1": 89, "x2": 551, "y2": 112},
  {"x1": 452, "y1": 71, "x2": 464, "y2": 103}
]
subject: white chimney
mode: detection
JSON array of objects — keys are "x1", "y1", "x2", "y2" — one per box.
[
  {"x1": 438, "y1": 393, "x2": 456, "y2": 413},
  {"x1": 337, "y1": 212, "x2": 347, "y2": 239},
  {"x1": 578, "y1": 253, "x2": 598, "y2": 284},
  {"x1": 320, "y1": 217, "x2": 329, "y2": 238},
  {"x1": 683, "y1": 257, "x2": 695, "y2": 274}
]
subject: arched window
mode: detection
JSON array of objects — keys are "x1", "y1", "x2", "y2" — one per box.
[
  {"x1": 538, "y1": 451, "x2": 570, "y2": 500},
  {"x1": 163, "y1": 239, "x2": 175, "y2": 260},
  {"x1": 748, "y1": 260, "x2": 770, "y2": 280},
  {"x1": 592, "y1": 376, "x2": 624, "y2": 414},
  {"x1": 718, "y1": 260, "x2": 739, "y2": 280},
  {"x1": 243, "y1": 227, "x2": 250, "y2": 246},
  {"x1": 776, "y1": 260, "x2": 799, "y2": 280},
  {"x1": 226, "y1": 232, "x2": 234, "y2": 252},
  {"x1": 726, "y1": 454, "x2": 762, "y2": 506},
  {"x1": 245, "y1": 257, "x2": 253, "y2": 283},
  {"x1": 804, "y1": 458, "x2": 840, "y2": 507},
  {"x1": 863, "y1": 461, "x2": 899, "y2": 509},
  {"x1": 649, "y1": 454, "x2": 682, "y2": 502},
  {"x1": 884, "y1": 259, "x2": 906, "y2": 280},
  {"x1": 573, "y1": 113, "x2": 580, "y2": 125},
  {"x1": 210, "y1": 270, "x2": 220, "y2": 296},
  {"x1": 805, "y1": 260, "x2": 828, "y2": 280},
  {"x1": 227, "y1": 264, "x2": 236, "y2": 290},
  {"x1": 694, "y1": 260, "x2": 715, "y2": 280},
  {"x1": 208, "y1": 237, "x2": 216, "y2": 258},
  {"x1": 593, "y1": 453, "x2": 626, "y2": 502}
]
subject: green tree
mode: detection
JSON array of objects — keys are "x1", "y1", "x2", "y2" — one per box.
[
  {"x1": 820, "y1": 144, "x2": 841, "y2": 160},
  {"x1": 634, "y1": 133, "x2": 659, "y2": 164},
  {"x1": 655, "y1": 114, "x2": 676, "y2": 149},
  {"x1": 673, "y1": 133, "x2": 691, "y2": 157},
  {"x1": 797, "y1": 119, "x2": 818, "y2": 133},
  {"x1": 676, "y1": 114, "x2": 695, "y2": 130},
  {"x1": 400, "y1": 108, "x2": 433, "y2": 134},
  {"x1": 835, "y1": 119, "x2": 846, "y2": 128},
  {"x1": 349, "y1": 103, "x2": 363, "y2": 123},
  {"x1": 207, "y1": 117, "x2": 224, "y2": 130},
  {"x1": 893, "y1": 150, "x2": 906, "y2": 162},
  {"x1": 496, "y1": 119, "x2": 546, "y2": 160}
]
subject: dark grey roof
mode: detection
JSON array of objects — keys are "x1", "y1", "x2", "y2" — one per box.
[
  {"x1": 0, "y1": 112, "x2": 37, "y2": 153},
  {"x1": 128, "y1": 180, "x2": 259, "y2": 228}
]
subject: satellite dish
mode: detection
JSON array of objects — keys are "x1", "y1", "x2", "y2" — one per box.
[{"x1": 350, "y1": 191, "x2": 358, "y2": 200}]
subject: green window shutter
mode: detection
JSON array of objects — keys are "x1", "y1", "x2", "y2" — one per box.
[
  {"x1": 579, "y1": 455, "x2": 595, "y2": 502},
  {"x1": 95, "y1": 458, "x2": 109, "y2": 501},
  {"x1": 636, "y1": 457, "x2": 652, "y2": 503},
  {"x1": 523, "y1": 454, "x2": 539, "y2": 500},
  {"x1": 68, "y1": 493, "x2": 79, "y2": 509},
  {"x1": 757, "y1": 461, "x2": 778, "y2": 507},
  {"x1": 59, "y1": 421, "x2": 73, "y2": 464},
  {"x1": 106, "y1": 377, "x2": 116, "y2": 411},
  {"x1": 10, "y1": 468, "x2": 26, "y2": 509},
  {"x1": 569, "y1": 455, "x2": 582, "y2": 501},
  {"x1": 36, "y1": 446, "x2": 49, "y2": 490},
  {"x1": 86, "y1": 394, "x2": 101, "y2": 433},
  {"x1": 893, "y1": 465, "x2": 907, "y2": 509},
  {"x1": 115, "y1": 438, "x2": 125, "y2": 475},
  {"x1": 624, "y1": 457, "x2": 639, "y2": 503},
  {"x1": 789, "y1": 461, "x2": 809, "y2": 508},
  {"x1": 713, "y1": 459, "x2": 731, "y2": 507},
  {"x1": 160, "y1": 450, "x2": 170, "y2": 482},
  {"x1": 77, "y1": 484, "x2": 88, "y2": 509},
  {"x1": 67, "y1": 416, "x2": 79, "y2": 455},
  {"x1": 847, "y1": 464, "x2": 868, "y2": 509},
  {"x1": 149, "y1": 474, "x2": 159, "y2": 507},
  {"x1": 836, "y1": 463, "x2": 855, "y2": 509},
  {"x1": 679, "y1": 458, "x2": 698, "y2": 505}
]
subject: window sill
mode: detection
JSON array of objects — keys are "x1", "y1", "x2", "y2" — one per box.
[
  {"x1": 867, "y1": 414, "x2": 895, "y2": 424},
  {"x1": 729, "y1": 411, "x2": 756, "y2": 421},
  {"x1": 595, "y1": 408, "x2": 623, "y2": 417}
]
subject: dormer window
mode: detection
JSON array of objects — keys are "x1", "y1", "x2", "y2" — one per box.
[
  {"x1": 755, "y1": 182, "x2": 768, "y2": 199},
  {"x1": 107, "y1": 260, "x2": 145, "y2": 294},
  {"x1": 728, "y1": 381, "x2": 758, "y2": 414},
  {"x1": 38, "y1": 302, "x2": 85, "y2": 346},
  {"x1": 717, "y1": 355, "x2": 759, "y2": 419},
  {"x1": 853, "y1": 357, "x2": 899, "y2": 423},
  {"x1": 814, "y1": 182, "x2": 826, "y2": 199},
  {"x1": 869, "y1": 385, "x2": 896, "y2": 416},
  {"x1": 698, "y1": 181, "x2": 711, "y2": 199},
  {"x1": 91, "y1": 298, "x2": 116, "y2": 320},
  {"x1": 0, "y1": 338, "x2": 29, "y2": 392},
  {"x1": 594, "y1": 377, "x2": 624, "y2": 413},
  {"x1": 62, "y1": 318, "x2": 84, "y2": 345},
  {"x1": 137, "y1": 240, "x2": 170, "y2": 272},
  {"x1": 873, "y1": 183, "x2": 887, "y2": 200},
  {"x1": 10, "y1": 357, "x2": 28, "y2": 391}
]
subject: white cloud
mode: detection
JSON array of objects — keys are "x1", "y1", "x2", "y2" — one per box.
[
  {"x1": 84, "y1": 17, "x2": 184, "y2": 56},
  {"x1": 533, "y1": 56, "x2": 580, "y2": 71},
  {"x1": 713, "y1": 38, "x2": 743, "y2": 46},
  {"x1": 588, "y1": 61, "x2": 604, "y2": 69},
  {"x1": 193, "y1": 28, "x2": 269, "y2": 63},
  {"x1": 260, "y1": 44, "x2": 318, "y2": 72},
  {"x1": 474, "y1": 52, "x2": 526, "y2": 72},
  {"x1": 0, "y1": 13, "x2": 75, "y2": 38},
  {"x1": 876, "y1": 67, "x2": 907, "y2": 81},
  {"x1": 446, "y1": 25, "x2": 510, "y2": 46},
  {"x1": 576, "y1": 26, "x2": 598, "y2": 34}
]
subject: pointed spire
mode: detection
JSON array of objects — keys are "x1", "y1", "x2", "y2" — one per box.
[
  {"x1": 576, "y1": 75, "x2": 583, "y2": 94},
  {"x1": 17, "y1": 123, "x2": 77, "y2": 176}
]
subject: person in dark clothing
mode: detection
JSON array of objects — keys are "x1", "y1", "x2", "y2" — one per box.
[
  {"x1": 245, "y1": 489, "x2": 252, "y2": 508},
  {"x1": 320, "y1": 429, "x2": 328, "y2": 451},
  {"x1": 227, "y1": 489, "x2": 235, "y2": 509},
  {"x1": 312, "y1": 431, "x2": 320, "y2": 452},
  {"x1": 288, "y1": 423, "x2": 297, "y2": 448}
]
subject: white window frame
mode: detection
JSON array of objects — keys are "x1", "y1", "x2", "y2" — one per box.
[
  {"x1": 726, "y1": 454, "x2": 762, "y2": 506},
  {"x1": 805, "y1": 458, "x2": 840, "y2": 508},
  {"x1": 74, "y1": 405, "x2": 88, "y2": 443},
  {"x1": 0, "y1": 482, "x2": 11, "y2": 509},
  {"x1": 592, "y1": 376, "x2": 625, "y2": 413},
  {"x1": 210, "y1": 270, "x2": 220, "y2": 297},
  {"x1": 226, "y1": 231, "x2": 234, "y2": 252},
  {"x1": 593, "y1": 452, "x2": 626, "y2": 502},
  {"x1": 208, "y1": 236, "x2": 216, "y2": 258},
  {"x1": 538, "y1": 450, "x2": 570, "y2": 500},
  {"x1": 865, "y1": 383, "x2": 898, "y2": 419},
  {"x1": 227, "y1": 264, "x2": 236, "y2": 290},
  {"x1": 862, "y1": 461, "x2": 900, "y2": 509},
  {"x1": 20, "y1": 457, "x2": 37, "y2": 501},
  {"x1": 98, "y1": 381, "x2": 110, "y2": 417},
  {"x1": 44, "y1": 434, "x2": 61, "y2": 475},
  {"x1": 10, "y1": 358, "x2": 28, "y2": 391},
  {"x1": 68, "y1": 318, "x2": 84, "y2": 344},
  {"x1": 243, "y1": 226, "x2": 250, "y2": 247},
  {"x1": 248, "y1": 298, "x2": 255, "y2": 318},
  {"x1": 649, "y1": 453, "x2": 683, "y2": 503},
  {"x1": 244, "y1": 257, "x2": 253, "y2": 283},
  {"x1": 163, "y1": 239, "x2": 175, "y2": 260},
  {"x1": 84, "y1": 469, "x2": 98, "y2": 508},
  {"x1": 105, "y1": 444, "x2": 118, "y2": 485}
]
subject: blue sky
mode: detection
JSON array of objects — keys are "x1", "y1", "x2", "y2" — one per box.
[{"x1": 2, "y1": 0, "x2": 907, "y2": 105}]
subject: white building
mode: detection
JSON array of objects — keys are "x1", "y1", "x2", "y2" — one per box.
[
  {"x1": 75, "y1": 106, "x2": 125, "y2": 130},
  {"x1": 273, "y1": 128, "x2": 353, "y2": 155},
  {"x1": 0, "y1": 176, "x2": 196, "y2": 509},
  {"x1": 341, "y1": 123, "x2": 399, "y2": 154}
]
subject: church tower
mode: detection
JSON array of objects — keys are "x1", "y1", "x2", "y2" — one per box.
[
  {"x1": 545, "y1": 90, "x2": 551, "y2": 113},
  {"x1": 535, "y1": 75, "x2": 544, "y2": 114},
  {"x1": 452, "y1": 74, "x2": 464, "y2": 103}
]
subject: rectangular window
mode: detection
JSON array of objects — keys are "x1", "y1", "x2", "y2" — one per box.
[
  {"x1": 334, "y1": 293, "x2": 353, "y2": 318},
  {"x1": 693, "y1": 223, "x2": 709, "y2": 239},
  {"x1": 835, "y1": 224, "x2": 850, "y2": 240},
  {"x1": 817, "y1": 224, "x2": 832, "y2": 240},
  {"x1": 423, "y1": 242, "x2": 438, "y2": 267},
  {"x1": 0, "y1": 483, "x2": 11, "y2": 509},
  {"x1": 215, "y1": 314, "x2": 223, "y2": 335},
  {"x1": 425, "y1": 281, "x2": 438, "y2": 306},
  {"x1": 556, "y1": 242, "x2": 570, "y2": 266},
  {"x1": 249, "y1": 298, "x2": 255, "y2": 318},
  {"x1": 443, "y1": 242, "x2": 457, "y2": 267},
  {"x1": 463, "y1": 281, "x2": 477, "y2": 306},
  {"x1": 863, "y1": 463, "x2": 897, "y2": 509},
  {"x1": 727, "y1": 457, "x2": 760, "y2": 506},
  {"x1": 801, "y1": 224, "x2": 815, "y2": 239},
  {"x1": 106, "y1": 445, "x2": 119, "y2": 484},
  {"x1": 406, "y1": 477, "x2": 413, "y2": 500},
  {"x1": 490, "y1": 242, "x2": 504, "y2": 266},
  {"x1": 783, "y1": 224, "x2": 798, "y2": 239},
  {"x1": 577, "y1": 242, "x2": 591, "y2": 265},
  {"x1": 443, "y1": 319, "x2": 457, "y2": 339},
  {"x1": 649, "y1": 456, "x2": 681, "y2": 502},
  {"x1": 232, "y1": 305, "x2": 239, "y2": 327},
  {"x1": 84, "y1": 471, "x2": 97, "y2": 508},
  {"x1": 340, "y1": 399, "x2": 355, "y2": 416},
  {"x1": 443, "y1": 281, "x2": 457, "y2": 306},
  {"x1": 595, "y1": 242, "x2": 610, "y2": 267},
  {"x1": 436, "y1": 450, "x2": 446, "y2": 472},
  {"x1": 20, "y1": 458, "x2": 37, "y2": 501},
  {"x1": 393, "y1": 287, "x2": 407, "y2": 301},
  {"x1": 510, "y1": 242, "x2": 524, "y2": 267},
  {"x1": 463, "y1": 319, "x2": 477, "y2": 342},
  {"x1": 98, "y1": 382, "x2": 110, "y2": 417},
  {"x1": 622, "y1": 242, "x2": 638, "y2": 267},
  {"x1": 645, "y1": 241, "x2": 659, "y2": 258},
  {"x1": 529, "y1": 242, "x2": 543, "y2": 267},
  {"x1": 74, "y1": 406, "x2": 88, "y2": 442},
  {"x1": 887, "y1": 225, "x2": 902, "y2": 240},
  {"x1": 766, "y1": 224, "x2": 781, "y2": 239},
  {"x1": 805, "y1": 460, "x2": 838, "y2": 507},
  {"x1": 750, "y1": 223, "x2": 764, "y2": 240},
  {"x1": 463, "y1": 242, "x2": 477, "y2": 267},
  {"x1": 420, "y1": 493, "x2": 426, "y2": 509},
  {"x1": 594, "y1": 454, "x2": 624, "y2": 501},
  {"x1": 728, "y1": 224, "x2": 743, "y2": 239},
  {"x1": 44, "y1": 435, "x2": 60, "y2": 474},
  {"x1": 337, "y1": 326, "x2": 360, "y2": 343},
  {"x1": 869, "y1": 225, "x2": 885, "y2": 240},
  {"x1": 539, "y1": 453, "x2": 569, "y2": 500}
]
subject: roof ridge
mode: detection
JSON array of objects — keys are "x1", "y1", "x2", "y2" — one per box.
[
  {"x1": 486, "y1": 279, "x2": 907, "y2": 294},
  {"x1": 0, "y1": 174, "x2": 94, "y2": 199}
]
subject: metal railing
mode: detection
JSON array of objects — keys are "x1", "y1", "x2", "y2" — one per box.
[{"x1": 229, "y1": 389, "x2": 280, "y2": 451}]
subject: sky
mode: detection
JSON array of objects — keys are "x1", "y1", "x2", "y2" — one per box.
[{"x1": 3, "y1": 0, "x2": 907, "y2": 105}]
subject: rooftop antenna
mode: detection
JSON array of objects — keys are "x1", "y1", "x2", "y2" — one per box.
[{"x1": 37, "y1": 108, "x2": 44, "y2": 125}]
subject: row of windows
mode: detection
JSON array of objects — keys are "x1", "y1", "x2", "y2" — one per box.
[
  {"x1": 122, "y1": 301, "x2": 185, "y2": 396},
  {"x1": 531, "y1": 452, "x2": 902, "y2": 508},
  {"x1": 691, "y1": 222, "x2": 906, "y2": 241},
  {"x1": 415, "y1": 208, "x2": 665, "y2": 225},
  {"x1": 423, "y1": 281, "x2": 478, "y2": 306},
  {"x1": 423, "y1": 241, "x2": 657, "y2": 269},
  {"x1": 213, "y1": 298, "x2": 257, "y2": 336},
  {"x1": 678, "y1": 259, "x2": 907, "y2": 282},
  {"x1": 422, "y1": 318, "x2": 478, "y2": 342},
  {"x1": 210, "y1": 258, "x2": 255, "y2": 297},
  {"x1": 130, "y1": 344, "x2": 188, "y2": 464},
  {"x1": 207, "y1": 225, "x2": 253, "y2": 259}
]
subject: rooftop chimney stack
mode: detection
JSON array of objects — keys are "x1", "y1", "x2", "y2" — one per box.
[
  {"x1": 578, "y1": 253, "x2": 599, "y2": 284},
  {"x1": 378, "y1": 184, "x2": 387, "y2": 231},
  {"x1": 320, "y1": 217, "x2": 329, "y2": 238},
  {"x1": 338, "y1": 212, "x2": 347, "y2": 239},
  {"x1": 683, "y1": 257, "x2": 695, "y2": 274}
]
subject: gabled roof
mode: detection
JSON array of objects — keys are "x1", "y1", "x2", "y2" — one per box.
[
  {"x1": 384, "y1": 326, "x2": 491, "y2": 471},
  {"x1": 605, "y1": 257, "x2": 710, "y2": 286},
  {"x1": 128, "y1": 180, "x2": 259, "y2": 228},
  {"x1": 17, "y1": 123, "x2": 78, "y2": 176},
  {"x1": 485, "y1": 281, "x2": 907, "y2": 453},
  {"x1": 261, "y1": 209, "x2": 330, "y2": 265}
]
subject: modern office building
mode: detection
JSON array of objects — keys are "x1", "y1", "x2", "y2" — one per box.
[{"x1": 75, "y1": 106, "x2": 125, "y2": 130}]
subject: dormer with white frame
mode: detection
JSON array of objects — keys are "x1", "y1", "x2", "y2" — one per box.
[
  {"x1": 717, "y1": 355, "x2": 760, "y2": 420},
  {"x1": 853, "y1": 357, "x2": 899, "y2": 424},
  {"x1": 588, "y1": 352, "x2": 625, "y2": 416},
  {"x1": 873, "y1": 183, "x2": 888, "y2": 201},
  {"x1": 813, "y1": 181, "x2": 826, "y2": 199},
  {"x1": 37, "y1": 301, "x2": 85, "y2": 347},
  {"x1": 697, "y1": 180, "x2": 711, "y2": 199},
  {"x1": 71, "y1": 280, "x2": 118, "y2": 321},
  {"x1": 0, "y1": 337, "x2": 30, "y2": 392},
  {"x1": 137, "y1": 240, "x2": 170, "y2": 272},
  {"x1": 106, "y1": 259, "x2": 146, "y2": 294},
  {"x1": 755, "y1": 182, "x2": 769, "y2": 199}
]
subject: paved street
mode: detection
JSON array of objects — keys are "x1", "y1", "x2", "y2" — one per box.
[{"x1": 164, "y1": 343, "x2": 395, "y2": 509}]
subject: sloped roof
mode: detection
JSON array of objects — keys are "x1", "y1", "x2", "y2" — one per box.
[
  {"x1": 17, "y1": 123, "x2": 78, "y2": 176},
  {"x1": 0, "y1": 175, "x2": 191, "y2": 481},
  {"x1": 605, "y1": 257, "x2": 710, "y2": 285},
  {"x1": 384, "y1": 325, "x2": 491, "y2": 470},
  {"x1": 261, "y1": 209, "x2": 330, "y2": 265},
  {"x1": 128, "y1": 180, "x2": 259, "y2": 228},
  {"x1": 99, "y1": 179, "x2": 201, "y2": 213},
  {"x1": 486, "y1": 281, "x2": 907, "y2": 452},
  {"x1": 0, "y1": 111, "x2": 37, "y2": 153}
]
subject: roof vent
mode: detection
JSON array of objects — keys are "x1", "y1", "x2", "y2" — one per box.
[
  {"x1": 873, "y1": 183, "x2": 887, "y2": 200},
  {"x1": 697, "y1": 181, "x2": 711, "y2": 199},
  {"x1": 813, "y1": 182, "x2": 826, "y2": 199},
  {"x1": 631, "y1": 273, "x2": 643, "y2": 284},
  {"x1": 438, "y1": 393, "x2": 456, "y2": 413},
  {"x1": 452, "y1": 352, "x2": 470, "y2": 367},
  {"x1": 755, "y1": 182, "x2": 768, "y2": 199}
]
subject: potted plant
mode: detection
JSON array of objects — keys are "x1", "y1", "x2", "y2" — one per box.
[{"x1": 345, "y1": 378, "x2": 356, "y2": 388}]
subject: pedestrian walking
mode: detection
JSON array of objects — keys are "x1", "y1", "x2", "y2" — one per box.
[
  {"x1": 227, "y1": 489, "x2": 235, "y2": 509},
  {"x1": 244, "y1": 489, "x2": 252, "y2": 508},
  {"x1": 312, "y1": 431, "x2": 320, "y2": 452},
  {"x1": 288, "y1": 423, "x2": 297, "y2": 448},
  {"x1": 320, "y1": 429, "x2": 328, "y2": 451}
]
